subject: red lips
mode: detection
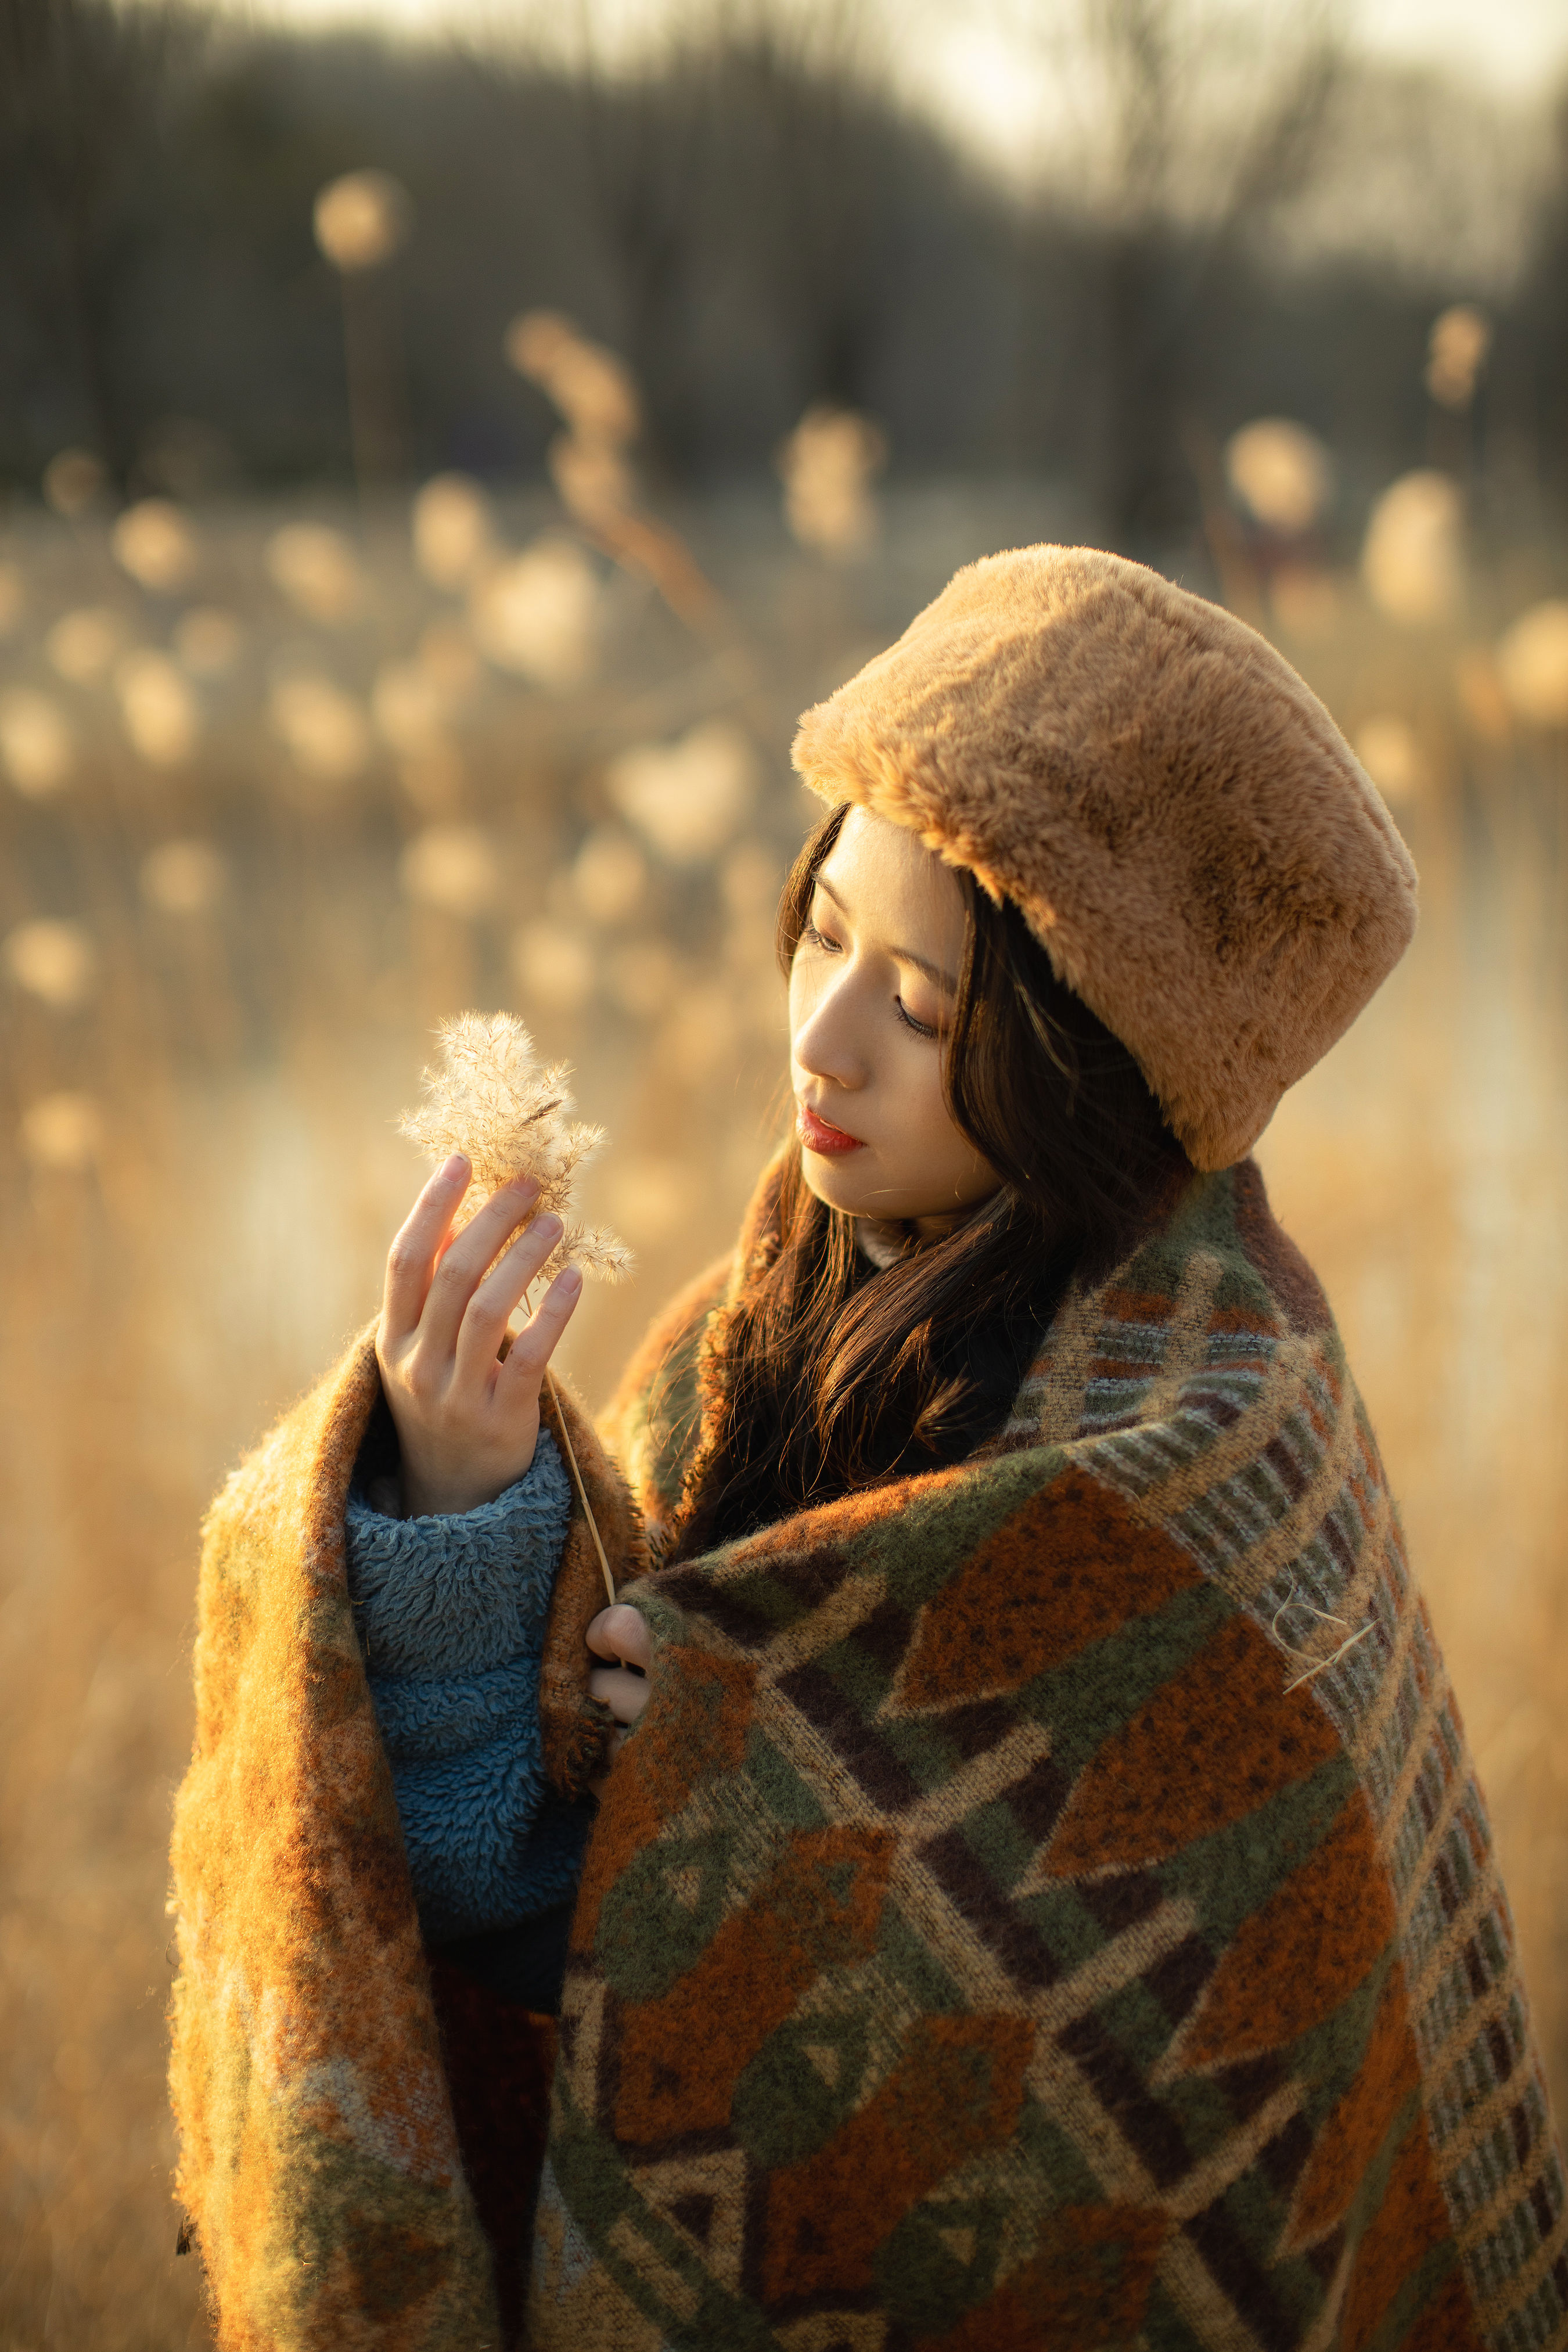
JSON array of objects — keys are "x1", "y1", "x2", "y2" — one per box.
[{"x1": 798, "y1": 1102, "x2": 865, "y2": 1156}]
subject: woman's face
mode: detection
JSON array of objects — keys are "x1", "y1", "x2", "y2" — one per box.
[{"x1": 788, "y1": 805, "x2": 999, "y2": 1231}]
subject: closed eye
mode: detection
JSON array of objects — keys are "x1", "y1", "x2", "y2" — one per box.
[{"x1": 803, "y1": 915, "x2": 938, "y2": 1037}]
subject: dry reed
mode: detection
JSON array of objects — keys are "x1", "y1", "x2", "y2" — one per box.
[
  {"x1": 1, "y1": 470, "x2": 1566, "y2": 2351},
  {"x1": 399, "y1": 1010, "x2": 630, "y2": 1598}
]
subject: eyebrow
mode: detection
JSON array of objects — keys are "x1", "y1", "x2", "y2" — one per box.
[{"x1": 812, "y1": 872, "x2": 959, "y2": 995}]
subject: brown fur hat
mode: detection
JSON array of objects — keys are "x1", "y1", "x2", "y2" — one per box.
[{"x1": 792, "y1": 545, "x2": 1417, "y2": 1171}]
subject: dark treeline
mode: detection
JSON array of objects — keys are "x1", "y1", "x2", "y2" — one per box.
[{"x1": 1, "y1": 0, "x2": 1566, "y2": 550}]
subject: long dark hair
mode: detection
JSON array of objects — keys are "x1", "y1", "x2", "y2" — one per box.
[{"x1": 668, "y1": 804, "x2": 1189, "y2": 1558}]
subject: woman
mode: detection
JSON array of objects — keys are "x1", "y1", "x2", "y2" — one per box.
[{"x1": 170, "y1": 547, "x2": 1567, "y2": 2352}]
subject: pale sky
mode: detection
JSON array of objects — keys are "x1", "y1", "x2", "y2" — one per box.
[
  {"x1": 912, "y1": 2, "x2": 1564, "y2": 166},
  {"x1": 212, "y1": 0, "x2": 1568, "y2": 175}
]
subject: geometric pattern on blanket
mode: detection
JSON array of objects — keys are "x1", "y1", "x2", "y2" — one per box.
[
  {"x1": 167, "y1": 1334, "x2": 634, "y2": 2352},
  {"x1": 531, "y1": 1159, "x2": 1568, "y2": 2351}
]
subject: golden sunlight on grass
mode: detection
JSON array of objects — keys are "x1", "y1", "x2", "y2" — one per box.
[{"x1": 2, "y1": 434, "x2": 1567, "y2": 2342}]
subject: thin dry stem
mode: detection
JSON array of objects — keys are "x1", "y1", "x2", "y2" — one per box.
[
  {"x1": 1283, "y1": 1622, "x2": 1373, "y2": 1692},
  {"x1": 1271, "y1": 1588, "x2": 1375, "y2": 1692},
  {"x1": 545, "y1": 1369, "x2": 617, "y2": 1607}
]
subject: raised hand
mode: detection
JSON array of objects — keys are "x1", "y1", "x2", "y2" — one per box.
[{"x1": 376, "y1": 1152, "x2": 582, "y2": 1519}]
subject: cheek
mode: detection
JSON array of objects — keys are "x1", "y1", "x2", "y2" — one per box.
[
  {"x1": 897, "y1": 1053, "x2": 995, "y2": 1196},
  {"x1": 886, "y1": 1044, "x2": 959, "y2": 1154}
]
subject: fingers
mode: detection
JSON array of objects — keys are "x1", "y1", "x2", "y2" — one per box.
[
  {"x1": 589, "y1": 1664, "x2": 651, "y2": 1728},
  {"x1": 587, "y1": 1605, "x2": 652, "y2": 1670},
  {"x1": 382, "y1": 1155, "x2": 470, "y2": 1342},
  {"x1": 492, "y1": 1259, "x2": 582, "y2": 1391},
  {"x1": 455, "y1": 1213, "x2": 570, "y2": 1386},
  {"x1": 420, "y1": 1176, "x2": 541, "y2": 1357}
]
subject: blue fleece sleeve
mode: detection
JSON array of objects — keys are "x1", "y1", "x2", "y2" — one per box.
[{"x1": 344, "y1": 1427, "x2": 591, "y2": 1940}]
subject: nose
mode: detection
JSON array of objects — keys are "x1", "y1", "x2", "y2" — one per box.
[{"x1": 790, "y1": 960, "x2": 868, "y2": 1094}]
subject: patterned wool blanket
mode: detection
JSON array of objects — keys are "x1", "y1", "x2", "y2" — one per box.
[
  {"x1": 168, "y1": 1346, "x2": 632, "y2": 2350},
  {"x1": 528, "y1": 1159, "x2": 1568, "y2": 2351},
  {"x1": 170, "y1": 1157, "x2": 1568, "y2": 2351}
]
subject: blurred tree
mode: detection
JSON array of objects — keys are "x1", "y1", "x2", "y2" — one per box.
[
  {"x1": 1006, "y1": 0, "x2": 1343, "y2": 548},
  {"x1": 0, "y1": 0, "x2": 203, "y2": 479},
  {"x1": 0, "y1": 0, "x2": 1556, "y2": 526},
  {"x1": 550, "y1": 17, "x2": 712, "y2": 477},
  {"x1": 1517, "y1": 92, "x2": 1568, "y2": 511},
  {"x1": 690, "y1": 13, "x2": 1005, "y2": 470},
  {"x1": 697, "y1": 5, "x2": 884, "y2": 424}
]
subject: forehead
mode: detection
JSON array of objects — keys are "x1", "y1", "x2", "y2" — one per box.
[{"x1": 816, "y1": 805, "x2": 966, "y2": 949}]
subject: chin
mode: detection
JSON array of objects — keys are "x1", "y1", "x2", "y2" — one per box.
[
  {"x1": 800, "y1": 1145, "x2": 999, "y2": 1231},
  {"x1": 799, "y1": 1150, "x2": 886, "y2": 1219},
  {"x1": 800, "y1": 1150, "x2": 930, "y2": 1224}
]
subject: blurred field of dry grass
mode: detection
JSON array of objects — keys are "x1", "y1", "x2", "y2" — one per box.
[{"x1": 2, "y1": 468, "x2": 1567, "y2": 2347}]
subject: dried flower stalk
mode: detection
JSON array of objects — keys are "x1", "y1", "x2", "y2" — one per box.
[
  {"x1": 399, "y1": 1012, "x2": 631, "y2": 1285},
  {"x1": 399, "y1": 1012, "x2": 631, "y2": 1601}
]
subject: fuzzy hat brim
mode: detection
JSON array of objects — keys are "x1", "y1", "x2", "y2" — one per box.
[{"x1": 791, "y1": 545, "x2": 1417, "y2": 1171}]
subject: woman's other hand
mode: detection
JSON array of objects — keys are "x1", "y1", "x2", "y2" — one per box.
[
  {"x1": 587, "y1": 1604, "x2": 652, "y2": 1764},
  {"x1": 376, "y1": 1153, "x2": 582, "y2": 1518}
]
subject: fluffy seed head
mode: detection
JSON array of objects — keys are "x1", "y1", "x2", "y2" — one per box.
[{"x1": 399, "y1": 1011, "x2": 632, "y2": 1282}]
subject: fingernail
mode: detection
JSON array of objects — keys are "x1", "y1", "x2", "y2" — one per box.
[
  {"x1": 441, "y1": 1152, "x2": 468, "y2": 1181},
  {"x1": 535, "y1": 1211, "x2": 563, "y2": 1242},
  {"x1": 512, "y1": 1173, "x2": 540, "y2": 1196},
  {"x1": 559, "y1": 1264, "x2": 582, "y2": 1293}
]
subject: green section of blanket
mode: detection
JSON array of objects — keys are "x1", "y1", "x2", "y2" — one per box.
[{"x1": 531, "y1": 1162, "x2": 1566, "y2": 2352}]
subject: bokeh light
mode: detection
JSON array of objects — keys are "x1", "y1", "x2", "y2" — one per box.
[
  {"x1": 1455, "y1": 648, "x2": 1513, "y2": 743},
  {"x1": 412, "y1": 473, "x2": 494, "y2": 589},
  {"x1": 45, "y1": 606, "x2": 128, "y2": 683},
  {"x1": 111, "y1": 499, "x2": 198, "y2": 594},
  {"x1": 1225, "y1": 419, "x2": 1333, "y2": 535},
  {"x1": 777, "y1": 404, "x2": 887, "y2": 561},
  {"x1": 1495, "y1": 600, "x2": 1568, "y2": 728},
  {"x1": 547, "y1": 434, "x2": 637, "y2": 533},
  {"x1": 605, "y1": 720, "x2": 758, "y2": 864},
  {"x1": 141, "y1": 839, "x2": 229, "y2": 916},
  {"x1": 469, "y1": 538, "x2": 600, "y2": 686},
  {"x1": 400, "y1": 822, "x2": 501, "y2": 918},
  {"x1": 1426, "y1": 304, "x2": 1492, "y2": 411},
  {"x1": 41, "y1": 448, "x2": 105, "y2": 518},
  {"x1": 116, "y1": 651, "x2": 199, "y2": 766},
  {"x1": 20, "y1": 1091, "x2": 103, "y2": 1174},
  {"x1": 265, "y1": 523, "x2": 365, "y2": 624},
  {"x1": 270, "y1": 672, "x2": 372, "y2": 782},
  {"x1": 1361, "y1": 470, "x2": 1465, "y2": 627},
  {"x1": 1354, "y1": 714, "x2": 1426, "y2": 806},
  {"x1": 5, "y1": 920, "x2": 97, "y2": 1010},
  {"x1": 505, "y1": 311, "x2": 641, "y2": 450},
  {"x1": 0, "y1": 688, "x2": 73, "y2": 799},
  {"x1": 313, "y1": 168, "x2": 412, "y2": 272}
]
